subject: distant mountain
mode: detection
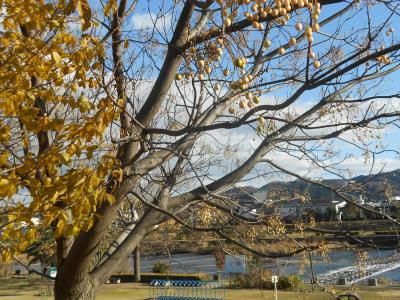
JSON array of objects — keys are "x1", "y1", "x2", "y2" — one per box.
[
  {"x1": 352, "y1": 169, "x2": 400, "y2": 200},
  {"x1": 227, "y1": 169, "x2": 400, "y2": 203},
  {"x1": 223, "y1": 186, "x2": 259, "y2": 200}
]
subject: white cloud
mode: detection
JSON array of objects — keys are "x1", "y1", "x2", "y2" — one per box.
[{"x1": 130, "y1": 12, "x2": 172, "y2": 31}]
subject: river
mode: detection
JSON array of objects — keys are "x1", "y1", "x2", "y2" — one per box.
[{"x1": 136, "y1": 249, "x2": 400, "y2": 283}]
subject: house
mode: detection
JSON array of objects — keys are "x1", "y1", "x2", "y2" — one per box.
[
  {"x1": 364, "y1": 200, "x2": 396, "y2": 216},
  {"x1": 264, "y1": 198, "x2": 335, "y2": 220}
]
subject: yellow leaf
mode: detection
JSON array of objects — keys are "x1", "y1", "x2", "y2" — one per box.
[
  {"x1": 48, "y1": 162, "x2": 58, "y2": 176},
  {"x1": 54, "y1": 219, "x2": 66, "y2": 237},
  {"x1": 51, "y1": 51, "x2": 61, "y2": 64},
  {"x1": 1, "y1": 249, "x2": 11, "y2": 262},
  {"x1": 112, "y1": 169, "x2": 123, "y2": 182},
  {"x1": 104, "y1": 0, "x2": 117, "y2": 16},
  {"x1": 66, "y1": 224, "x2": 80, "y2": 236},
  {"x1": 105, "y1": 193, "x2": 116, "y2": 204},
  {"x1": 80, "y1": 201, "x2": 91, "y2": 215},
  {"x1": 23, "y1": 137, "x2": 29, "y2": 149},
  {"x1": 50, "y1": 20, "x2": 60, "y2": 27},
  {"x1": 82, "y1": 217, "x2": 94, "y2": 231},
  {"x1": 19, "y1": 241, "x2": 29, "y2": 251},
  {"x1": 0, "y1": 178, "x2": 10, "y2": 197},
  {"x1": 71, "y1": 225, "x2": 80, "y2": 235},
  {"x1": 70, "y1": 83, "x2": 78, "y2": 93},
  {"x1": 0, "y1": 151, "x2": 9, "y2": 166},
  {"x1": 0, "y1": 125, "x2": 10, "y2": 142},
  {"x1": 15, "y1": 91, "x2": 25, "y2": 101},
  {"x1": 66, "y1": 144, "x2": 78, "y2": 156},
  {"x1": 117, "y1": 98, "x2": 124, "y2": 107},
  {"x1": 25, "y1": 229, "x2": 36, "y2": 242},
  {"x1": 43, "y1": 177, "x2": 52, "y2": 187},
  {"x1": 124, "y1": 40, "x2": 129, "y2": 49},
  {"x1": 47, "y1": 190, "x2": 59, "y2": 203},
  {"x1": 90, "y1": 174, "x2": 100, "y2": 188},
  {"x1": 78, "y1": 96, "x2": 91, "y2": 113},
  {"x1": 59, "y1": 152, "x2": 71, "y2": 165},
  {"x1": 77, "y1": 0, "x2": 92, "y2": 31}
]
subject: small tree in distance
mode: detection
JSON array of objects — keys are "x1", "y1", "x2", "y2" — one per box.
[
  {"x1": 152, "y1": 261, "x2": 170, "y2": 274},
  {"x1": 213, "y1": 248, "x2": 225, "y2": 281},
  {"x1": 1, "y1": 0, "x2": 400, "y2": 299}
]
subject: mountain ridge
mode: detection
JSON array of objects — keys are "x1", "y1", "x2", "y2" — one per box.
[{"x1": 229, "y1": 169, "x2": 400, "y2": 203}]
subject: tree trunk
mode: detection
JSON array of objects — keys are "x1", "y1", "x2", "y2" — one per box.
[
  {"x1": 133, "y1": 246, "x2": 140, "y2": 282},
  {"x1": 54, "y1": 273, "x2": 96, "y2": 300}
]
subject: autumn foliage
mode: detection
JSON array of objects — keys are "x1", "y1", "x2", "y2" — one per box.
[{"x1": 0, "y1": 0, "x2": 124, "y2": 261}]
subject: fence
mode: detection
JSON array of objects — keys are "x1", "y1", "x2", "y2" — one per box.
[{"x1": 149, "y1": 280, "x2": 225, "y2": 300}]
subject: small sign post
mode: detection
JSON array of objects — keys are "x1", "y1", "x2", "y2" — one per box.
[{"x1": 271, "y1": 275, "x2": 278, "y2": 300}]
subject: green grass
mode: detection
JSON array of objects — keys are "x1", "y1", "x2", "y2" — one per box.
[{"x1": 0, "y1": 276, "x2": 399, "y2": 300}]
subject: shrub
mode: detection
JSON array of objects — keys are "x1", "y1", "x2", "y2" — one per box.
[
  {"x1": 278, "y1": 275, "x2": 302, "y2": 290},
  {"x1": 376, "y1": 277, "x2": 392, "y2": 285},
  {"x1": 235, "y1": 268, "x2": 302, "y2": 290},
  {"x1": 194, "y1": 272, "x2": 209, "y2": 281},
  {"x1": 152, "y1": 262, "x2": 170, "y2": 274},
  {"x1": 0, "y1": 261, "x2": 11, "y2": 278}
]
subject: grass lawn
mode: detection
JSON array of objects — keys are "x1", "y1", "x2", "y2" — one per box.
[{"x1": 0, "y1": 276, "x2": 399, "y2": 300}]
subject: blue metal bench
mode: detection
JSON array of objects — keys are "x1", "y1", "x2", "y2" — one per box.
[{"x1": 149, "y1": 280, "x2": 225, "y2": 300}]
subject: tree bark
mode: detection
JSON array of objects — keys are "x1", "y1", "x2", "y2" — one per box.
[{"x1": 54, "y1": 273, "x2": 96, "y2": 300}]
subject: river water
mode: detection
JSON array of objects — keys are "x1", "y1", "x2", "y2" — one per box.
[
  {"x1": 137, "y1": 249, "x2": 400, "y2": 283},
  {"x1": 270, "y1": 249, "x2": 400, "y2": 282}
]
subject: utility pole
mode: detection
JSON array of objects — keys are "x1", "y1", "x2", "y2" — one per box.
[{"x1": 134, "y1": 246, "x2": 141, "y2": 282}]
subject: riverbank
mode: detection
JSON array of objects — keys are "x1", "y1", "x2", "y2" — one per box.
[{"x1": 0, "y1": 277, "x2": 399, "y2": 300}]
